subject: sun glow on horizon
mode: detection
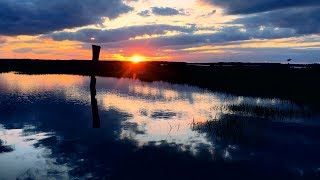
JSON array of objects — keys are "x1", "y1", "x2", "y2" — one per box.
[{"x1": 130, "y1": 54, "x2": 146, "y2": 63}]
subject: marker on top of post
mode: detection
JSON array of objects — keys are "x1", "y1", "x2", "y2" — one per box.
[{"x1": 92, "y1": 45, "x2": 101, "y2": 62}]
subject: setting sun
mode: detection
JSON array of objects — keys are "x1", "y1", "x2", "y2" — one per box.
[{"x1": 130, "y1": 54, "x2": 146, "y2": 63}]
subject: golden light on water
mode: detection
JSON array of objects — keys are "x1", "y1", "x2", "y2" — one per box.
[{"x1": 130, "y1": 54, "x2": 146, "y2": 63}]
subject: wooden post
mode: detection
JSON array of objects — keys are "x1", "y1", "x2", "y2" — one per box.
[{"x1": 92, "y1": 45, "x2": 101, "y2": 62}]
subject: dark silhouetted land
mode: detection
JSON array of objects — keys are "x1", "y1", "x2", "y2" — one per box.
[{"x1": 1, "y1": 59, "x2": 319, "y2": 108}]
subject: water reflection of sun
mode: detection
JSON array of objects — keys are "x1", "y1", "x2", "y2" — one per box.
[{"x1": 130, "y1": 54, "x2": 146, "y2": 63}]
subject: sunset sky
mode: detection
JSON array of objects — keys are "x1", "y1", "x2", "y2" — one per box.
[{"x1": 0, "y1": 0, "x2": 319, "y2": 63}]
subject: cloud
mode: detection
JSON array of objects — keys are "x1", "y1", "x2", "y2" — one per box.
[
  {"x1": 199, "y1": 10, "x2": 217, "y2": 17},
  {"x1": 0, "y1": 0, "x2": 133, "y2": 36},
  {"x1": 0, "y1": 37, "x2": 6, "y2": 44},
  {"x1": 47, "y1": 24, "x2": 197, "y2": 43},
  {"x1": 12, "y1": 48, "x2": 33, "y2": 53},
  {"x1": 137, "y1": 10, "x2": 151, "y2": 17},
  {"x1": 183, "y1": 47, "x2": 320, "y2": 63},
  {"x1": 233, "y1": 7, "x2": 320, "y2": 34},
  {"x1": 151, "y1": 7, "x2": 187, "y2": 16},
  {"x1": 138, "y1": 7, "x2": 188, "y2": 17},
  {"x1": 100, "y1": 26, "x2": 296, "y2": 48},
  {"x1": 200, "y1": 0, "x2": 320, "y2": 14}
]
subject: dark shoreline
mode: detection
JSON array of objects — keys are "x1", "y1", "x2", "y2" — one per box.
[{"x1": 1, "y1": 59, "x2": 320, "y2": 108}]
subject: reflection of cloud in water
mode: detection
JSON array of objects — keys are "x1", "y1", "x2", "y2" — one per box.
[
  {"x1": 98, "y1": 80, "x2": 229, "y2": 153},
  {"x1": 129, "y1": 84, "x2": 179, "y2": 100},
  {"x1": 0, "y1": 73, "x2": 86, "y2": 93},
  {"x1": 0, "y1": 139, "x2": 13, "y2": 153},
  {"x1": 1, "y1": 73, "x2": 319, "y2": 179},
  {"x1": 0, "y1": 73, "x2": 314, "y2": 158},
  {"x1": 0, "y1": 125, "x2": 70, "y2": 179},
  {"x1": 94, "y1": 78, "x2": 311, "y2": 155},
  {"x1": 151, "y1": 111, "x2": 179, "y2": 119},
  {"x1": 0, "y1": 73, "x2": 92, "y2": 106}
]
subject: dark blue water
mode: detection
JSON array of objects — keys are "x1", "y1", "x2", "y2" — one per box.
[{"x1": 0, "y1": 73, "x2": 319, "y2": 179}]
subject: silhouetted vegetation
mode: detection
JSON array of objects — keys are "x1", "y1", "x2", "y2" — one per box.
[
  {"x1": 192, "y1": 115, "x2": 259, "y2": 145},
  {"x1": 228, "y1": 104, "x2": 311, "y2": 118},
  {"x1": 212, "y1": 103, "x2": 312, "y2": 119}
]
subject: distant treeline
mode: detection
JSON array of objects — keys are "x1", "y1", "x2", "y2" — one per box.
[{"x1": 1, "y1": 59, "x2": 320, "y2": 108}]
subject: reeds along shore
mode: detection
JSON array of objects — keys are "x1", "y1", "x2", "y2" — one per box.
[{"x1": 0, "y1": 59, "x2": 320, "y2": 108}]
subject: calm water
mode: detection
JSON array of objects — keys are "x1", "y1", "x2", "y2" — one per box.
[{"x1": 0, "y1": 72, "x2": 319, "y2": 179}]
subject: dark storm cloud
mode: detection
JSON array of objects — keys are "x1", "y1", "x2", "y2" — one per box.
[
  {"x1": 233, "y1": 7, "x2": 320, "y2": 34},
  {"x1": 47, "y1": 24, "x2": 197, "y2": 43},
  {"x1": 101, "y1": 26, "x2": 296, "y2": 48},
  {"x1": 151, "y1": 7, "x2": 187, "y2": 16},
  {"x1": 0, "y1": 0, "x2": 133, "y2": 36},
  {"x1": 201, "y1": 0, "x2": 320, "y2": 14},
  {"x1": 48, "y1": 23, "x2": 302, "y2": 51}
]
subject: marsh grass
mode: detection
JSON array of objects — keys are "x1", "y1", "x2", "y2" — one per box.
[
  {"x1": 195, "y1": 102, "x2": 312, "y2": 144},
  {"x1": 212, "y1": 103, "x2": 311, "y2": 119},
  {"x1": 191, "y1": 115, "x2": 260, "y2": 144}
]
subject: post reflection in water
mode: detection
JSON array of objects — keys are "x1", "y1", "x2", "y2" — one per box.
[{"x1": 90, "y1": 75, "x2": 100, "y2": 128}]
